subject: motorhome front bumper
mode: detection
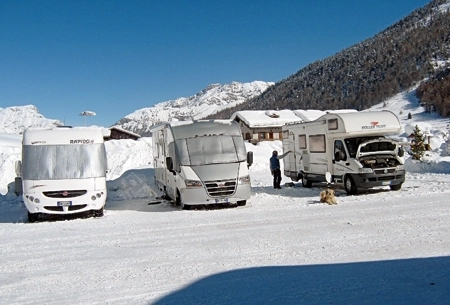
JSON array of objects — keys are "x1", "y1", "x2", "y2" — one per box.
[
  {"x1": 23, "y1": 191, "x2": 106, "y2": 215},
  {"x1": 180, "y1": 184, "x2": 251, "y2": 205},
  {"x1": 350, "y1": 169, "x2": 405, "y2": 188}
]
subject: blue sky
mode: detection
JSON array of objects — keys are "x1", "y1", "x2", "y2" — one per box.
[{"x1": 1, "y1": 0, "x2": 430, "y2": 127}]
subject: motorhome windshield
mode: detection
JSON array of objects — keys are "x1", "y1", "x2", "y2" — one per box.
[
  {"x1": 344, "y1": 136, "x2": 391, "y2": 158},
  {"x1": 22, "y1": 144, "x2": 107, "y2": 180},
  {"x1": 175, "y1": 135, "x2": 246, "y2": 166}
]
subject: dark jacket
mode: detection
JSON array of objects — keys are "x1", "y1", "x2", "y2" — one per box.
[{"x1": 269, "y1": 151, "x2": 290, "y2": 171}]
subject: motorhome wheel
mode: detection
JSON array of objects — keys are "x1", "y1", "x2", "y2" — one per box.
[
  {"x1": 344, "y1": 175, "x2": 357, "y2": 195},
  {"x1": 94, "y1": 207, "x2": 104, "y2": 217},
  {"x1": 176, "y1": 190, "x2": 182, "y2": 207},
  {"x1": 389, "y1": 183, "x2": 402, "y2": 191},
  {"x1": 237, "y1": 200, "x2": 246, "y2": 206},
  {"x1": 302, "y1": 175, "x2": 312, "y2": 188},
  {"x1": 176, "y1": 190, "x2": 191, "y2": 210},
  {"x1": 27, "y1": 212, "x2": 40, "y2": 223}
]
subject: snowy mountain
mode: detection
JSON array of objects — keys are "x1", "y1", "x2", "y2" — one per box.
[
  {"x1": 113, "y1": 81, "x2": 274, "y2": 136},
  {"x1": 211, "y1": 0, "x2": 450, "y2": 119},
  {"x1": 0, "y1": 105, "x2": 63, "y2": 134}
]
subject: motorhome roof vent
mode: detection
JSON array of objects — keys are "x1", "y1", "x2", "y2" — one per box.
[{"x1": 265, "y1": 110, "x2": 280, "y2": 118}]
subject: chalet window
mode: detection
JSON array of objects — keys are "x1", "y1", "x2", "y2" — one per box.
[
  {"x1": 259, "y1": 132, "x2": 266, "y2": 139},
  {"x1": 309, "y1": 134, "x2": 326, "y2": 153},
  {"x1": 328, "y1": 119, "x2": 338, "y2": 130},
  {"x1": 298, "y1": 134, "x2": 307, "y2": 149}
]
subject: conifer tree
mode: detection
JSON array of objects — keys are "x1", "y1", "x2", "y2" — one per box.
[{"x1": 410, "y1": 125, "x2": 426, "y2": 160}]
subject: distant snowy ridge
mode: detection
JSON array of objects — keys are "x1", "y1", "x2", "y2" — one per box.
[
  {"x1": 0, "y1": 105, "x2": 63, "y2": 134},
  {"x1": 113, "y1": 81, "x2": 274, "y2": 136}
]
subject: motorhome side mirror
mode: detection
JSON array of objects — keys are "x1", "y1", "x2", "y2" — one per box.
[
  {"x1": 398, "y1": 147, "x2": 404, "y2": 157},
  {"x1": 247, "y1": 151, "x2": 253, "y2": 167},
  {"x1": 15, "y1": 160, "x2": 22, "y2": 177}
]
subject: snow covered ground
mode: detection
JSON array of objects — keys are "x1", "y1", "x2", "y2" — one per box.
[{"x1": 1, "y1": 90, "x2": 450, "y2": 304}]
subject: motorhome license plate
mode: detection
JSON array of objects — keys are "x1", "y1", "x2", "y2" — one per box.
[
  {"x1": 215, "y1": 198, "x2": 229, "y2": 203},
  {"x1": 381, "y1": 181, "x2": 390, "y2": 186},
  {"x1": 57, "y1": 201, "x2": 72, "y2": 207}
]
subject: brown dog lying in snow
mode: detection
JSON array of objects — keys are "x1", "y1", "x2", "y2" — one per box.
[{"x1": 320, "y1": 188, "x2": 337, "y2": 205}]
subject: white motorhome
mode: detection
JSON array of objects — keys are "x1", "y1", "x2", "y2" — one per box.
[
  {"x1": 151, "y1": 120, "x2": 253, "y2": 209},
  {"x1": 282, "y1": 110, "x2": 405, "y2": 194},
  {"x1": 16, "y1": 127, "x2": 107, "y2": 222}
]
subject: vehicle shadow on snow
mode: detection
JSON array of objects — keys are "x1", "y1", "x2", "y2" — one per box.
[
  {"x1": 251, "y1": 183, "x2": 392, "y2": 202},
  {"x1": 151, "y1": 256, "x2": 450, "y2": 305}
]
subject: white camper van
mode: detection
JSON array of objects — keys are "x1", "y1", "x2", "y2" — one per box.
[
  {"x1": 282, "y1": 111, "x2": 405, "y2": 194},
  {"x1": 151, "y1": 120, "x2": 253, "y2": 209},
  {"x1": 16, "y1": 127, "x2": 107, "y2": 222}
]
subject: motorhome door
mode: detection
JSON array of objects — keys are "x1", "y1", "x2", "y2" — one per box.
[
  {"x1": 282, "y1": 130, "x2": 296, "y2": 174},
  {"x1": 154, "y1": 129, "x2": 167, "y2": 187},
  {"x1": 332, "y1": 139, "x2": 349, "y2": 182}
]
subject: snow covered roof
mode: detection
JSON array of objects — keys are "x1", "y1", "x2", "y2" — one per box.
[
  {"x1": 231, "y1": 109, "x2": 359, "y2": 128},
  {"x1": 231, "y1": 110, "x2": 303, "y2": 128},
  {"x1": 292, "y1": 110, "x2": 327, "y2": 122}
]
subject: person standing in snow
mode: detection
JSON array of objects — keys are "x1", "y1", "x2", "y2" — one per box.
[{"x1": 270, "y1": 150, "x2": 290, "y2": 189}]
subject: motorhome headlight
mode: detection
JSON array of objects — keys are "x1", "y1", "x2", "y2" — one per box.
[
  {"x1": 396, "y1": 165, "x2": 405, "y2": 171},
  {"x1": 238, "y1": 175, "x2": 251, "y2": 184},
  {"x1": 96, "y1": 193, "x2": 101, "y2": 198},
  {"x1": 34, "y1": 198, "x2": 40, "y2": 204},
  {"x1": 359, "y1": 168, "x2": 373, "y2": 174},
  {"x1": 185, "y1": 180, "x2": 202, "y2": 188},
  {"x1": 91, "y1": 195, "x2": 97, "y2": 201}
]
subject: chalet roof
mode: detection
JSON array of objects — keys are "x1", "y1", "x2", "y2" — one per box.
[{"x1": 109, "y1": 126, "x2": 141, "y2": 138}]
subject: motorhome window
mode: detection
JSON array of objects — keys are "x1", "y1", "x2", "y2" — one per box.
[
  {"x1": 309, "y1": 135, "x2": 326, "y2": 153},
  {"x1": 282, "y1": 130, "x2": 289, "y2": 140},
  {"x1": 328, "y1": 119, "x2": 338, "y2": 130},
  {"x1": 334, "y1": 140, "x2": 347, "y2": 161},
  {"x1": 175, "y1": 135, "x2": 246, "y2": 166},
  {"x1": 22, "y1": 144, "x2": 107, "y2": 180},
  {"x1": 298, "y1": 135, "x2": 307, "y2": 149}
]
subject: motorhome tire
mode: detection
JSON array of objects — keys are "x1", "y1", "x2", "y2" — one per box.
[
  {"x1": 27, "y1": 212, "x2": 39, "y2": 223},
  {"x1": 176, "y1": 190, "x2": 191, "y2": 210},
  {"x1": 389, "y1": 183, "x2": 402, "y2": 191},
  {"x1": 176, "y1": 190, "x2": 182, "y2": 207},
  {"x1": 344, "y1": 175, "x2": 357, "y2": 195},
  {"x1": 94, "y1": 207, "x2": 104, "y2": 217},
  {"x1": 237, "y1": 200, "x2": 246, "y2": 206},
  {"x1": 302, "y1": 176, "x2": 312, "y2": 188}
]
